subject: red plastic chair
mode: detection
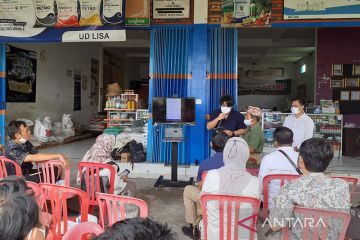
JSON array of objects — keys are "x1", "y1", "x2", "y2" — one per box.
[
  {"x1": 78, "y1": 162, "x2": 116, "y2": 213},
  {"x1": 262, "y1": 174, "x2": 300, "y2": 218},
  {"x1": 282, "y1": 206, "x2": 351, "y2": 240},
  {"x1": 26, "y1": 181, "x2": 45, "y2": 207},
  {"x1": 62, "y1": 222, "x2": 104, "y2": 240},
  {"x1": 0, "y1": 156, "x2": 22, "y2": 178},
  {"x1": 36, "y1": 159, "x2": 70, "y2": 186},
  {"x1": 200, "y1": 194, "x2": 260, "y2": 240},
  {"x1": 331, "y1": 176, "x2": 358, "y2": 202},
  {"x1": 40, "y1": 183, "x2": 89, "y2": 240},
  {"x1": 97, "y1": 193, "x2": 148, "y2": 228}
]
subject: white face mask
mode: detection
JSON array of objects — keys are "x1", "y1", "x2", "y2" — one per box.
[
  {"x1": 19, "y1": 136, "x2": 27, "y2": 144},
  {"x1": 221, "y1": 107, "x2": 231, "y2": 114},
  {"x1": 291, "y1": 107, "x2": 300, "y2": 115},
  {"x1": 244, "y1": 119, "x2": 252, "y2": 126}
]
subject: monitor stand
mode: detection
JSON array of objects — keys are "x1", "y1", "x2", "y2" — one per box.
[{"x1": 154, "y1": 141, "x2": 194, "y2": 189}]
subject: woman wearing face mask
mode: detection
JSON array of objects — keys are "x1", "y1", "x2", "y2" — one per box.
[
  {"x1": 283, "y1": 98, "x2": 314, "y2": 151},
  {"x1": 207, "y1": 95, "x2": 247, "y2": 137}
]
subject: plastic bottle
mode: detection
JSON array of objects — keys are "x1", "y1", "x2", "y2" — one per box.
[{"x1": 250, "y1": 1, "x2": 257, "y2": 17}]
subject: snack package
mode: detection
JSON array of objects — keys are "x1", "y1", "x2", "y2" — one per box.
[
  {"x1": 101, "y1": 0, "x2": 124, "y2": 25},
  {"x1": 34, "y1": 0, "x2": 57, "y2": 27},
  {"x1": 55, "y1": 0, "x2": 79, "y2": 27},
  {"x1": 79, "y1": 0, "x2": 102, "y2": 26}
]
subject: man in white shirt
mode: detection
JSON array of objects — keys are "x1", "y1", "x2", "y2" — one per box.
[
  {"x1": 283, "y1": 98, "x2": 314, "y2": 150},
  {"x1": 259, "y1": 127, "x2": 300, "y2": 208}
]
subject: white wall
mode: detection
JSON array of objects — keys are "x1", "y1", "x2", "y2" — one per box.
[
  {"x1": 237, "y1": 63, "x2": 297, "y2": 111},
  {"x1": 7, "y1": 43, "x2": 100, "y2": 128},
  {"x1": 295, "y1": 54, "x2": 315, "y2": 102}
]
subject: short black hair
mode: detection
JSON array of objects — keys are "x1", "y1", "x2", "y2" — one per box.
[
  {"x1": 7, "y1": 120, "x2": 27, "y2": 140},
  {"x1": 93, "y1": 218, "x2": 175, "y2": 240},
  {"x1": 220, "y1": 95, "x2": 234, "y2": 107},
  {"x1": 299, "y1": 138, "x2": 334, "y2": 172},
  {"x1": 274, "y1": 127, "x2": 293, "y2": 146},
  {"x1": 0, "y1": 177, "x2": 39, "y2": 240},
  {"x1": 212, "y1": 132, "x2": 230, "y2": 152},
  {"x1": 291, "y1": 98, "x2": 306, "y2": 106}
]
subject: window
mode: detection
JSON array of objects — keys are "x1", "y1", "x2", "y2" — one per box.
[{"x1": 300, "y1": 64, "x2": 306, "y2": 74}]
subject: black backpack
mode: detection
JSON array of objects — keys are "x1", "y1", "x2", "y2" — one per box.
[{"x1": 128, "y1": 140, "x2": 146, "y2": 163}]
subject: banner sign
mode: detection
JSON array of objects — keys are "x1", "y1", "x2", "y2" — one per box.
[
  {"x1": 220, "y1": 0, "x2": 271, "y2": 27},
  {"x1": 238, "y1": 69, "x2": 291, "y2": 95},
  {"x1": 6, "y1": 45, "x2": 37, "y2": 102},
  {"x1": 284, "y1": 0, "x2": 360, "y2": 20},
  {"x1": 125, "y1": 0, "x2": 150, "y2": 26},
  {"x1": 0, "y1": 0, "x2": 125, "y2": 40},
  {"x1": 153, "y1": 0, "x2": 190, "y2": 19}
]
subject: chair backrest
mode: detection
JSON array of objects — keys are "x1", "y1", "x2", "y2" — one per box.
[
  {"x1": 262, "y1": 174, "x2": 300, "y2": 218},
  {"x1": 62, "y1": 222, "x2": 104, "y2": 240},
  {"x1": 78, "y1": 162, "x2": 116, "y2": 206},
  {"x1": 282, "y1": 206, "x2": 351, "y2": 240},
  {"x1": 0, "y1": 156, "x2": 22, "y2": 178},
  {"x1": 331, "y1": 176, "x2": 358, "y2": 202},
  {"x1": 40, "y1": 183, "x2": 89, "y2": 240},
  {"x1": 26, "y1": 181, "x2": 45, "y2": 208},
  {"x1": 201, "y1": 171, "x2": 208, "y2": 182},
  {"x1": 200, "y1": 194, "x2": 260, "y2": 240},
  {"x1": 97, "y1": 193, "x2": 148, "y2": 228},
  {"x1": 36, "y1": 159, "x2": 70, "y2": 186}
]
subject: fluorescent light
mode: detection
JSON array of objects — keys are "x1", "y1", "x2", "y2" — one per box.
[{"x1": 300, "y1": 64, "x2": 306, "y2": 74}]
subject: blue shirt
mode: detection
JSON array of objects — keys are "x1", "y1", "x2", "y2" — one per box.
[
  {"x1": 197, "y1": 152, "x2": 224, "y2": 181},
  {"x1": 210, "y1": 109, "x2": 246, "y2": 132}
]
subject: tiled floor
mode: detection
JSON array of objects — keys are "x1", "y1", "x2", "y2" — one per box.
[{"x1": 39, "y1": 138, "x2": 360, "y2": 240}]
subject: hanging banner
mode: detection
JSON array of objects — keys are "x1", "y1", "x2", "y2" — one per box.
[
  {"x1": 284, "y1": 0, "x2": 360, "y2": 20},
  {"x1": 238, "y1": 69, "x2": 291, "y2": 95},
  {"x1": 0, "y1": 0, "x2": 125, "y2": 40},
  {"x1": 6, "y1": 45, "x2": 37, "y2": 102},
  {"x1": 220, "y1": 0, "x2": 271, "y2": 27},
  {"x1": 153, "y1": 0, "x2": 190, "y2": 19},
  {"x1": 125, "y1": 0, "x2": 150, "y2": 26}
]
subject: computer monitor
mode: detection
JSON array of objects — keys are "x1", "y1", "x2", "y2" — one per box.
[{"x1": 152, "y1": 97, "x2": 196, "y2": 124}]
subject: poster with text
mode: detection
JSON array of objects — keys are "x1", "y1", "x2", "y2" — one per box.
[
  {"x1": 0, "y1": 0, "x2": 125, "y2": 39},
  {"x1": 238, "y1": 69, "x2": 291, "y2": 95},
  {"x1": 6, "y1": 45, "x2": 37, "y2": 102},
  {"x1": 74, "y1": 69, "x2": 81, "y2": 111},
  {"x1": 153, "y1": 0, "x2": 190, "y2": 19},
  {"x1": 284, "y1": 0, "x2": 360, "y2": 20},
  {"x1": 221, "y1": 0, "x2": 271, "y2": 27},
  {"x1": 125, "y1": 0, "x2": 150, "y2": 26}
]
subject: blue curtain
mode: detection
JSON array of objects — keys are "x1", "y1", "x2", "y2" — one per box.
[{"x1": 147, "y1": 28, "x2": 192, "y2": 164}]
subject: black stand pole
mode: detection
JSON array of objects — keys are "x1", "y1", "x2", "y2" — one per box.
[{"x1": 154, "y1": 142, "x2": 194, "y2": 189}]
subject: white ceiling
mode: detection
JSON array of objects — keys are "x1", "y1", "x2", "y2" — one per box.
[{"x1": 103, "y1": 28, "x2": 316, "y2": 64}]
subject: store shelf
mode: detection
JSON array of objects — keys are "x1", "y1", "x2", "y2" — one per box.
[
  {"x1": 105, "y1": 108, "x2": 136, "y2": 112},
  {"x1": 104, "y1": 119, "x2": 133, "y2": 122}
]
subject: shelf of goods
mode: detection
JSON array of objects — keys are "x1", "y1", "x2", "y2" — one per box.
[
  {"x1": 262, "y1": 113, "x2": 343, "y2": 153},
  {"x1": 105, "y1": 93, "x2": 149, "y2": 128}
]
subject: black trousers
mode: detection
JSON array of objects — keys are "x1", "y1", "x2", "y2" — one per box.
[{"x1": 24, "y1": 167, "x2": 60, "y2": 183}]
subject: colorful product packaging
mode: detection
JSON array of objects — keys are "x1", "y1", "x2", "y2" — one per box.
[
  {"x1": 79, "y1": 0, "x2": 102, "y2": 26},
  {"x1": 55, "y1": 0, "x2": 80, "y2": 27},
  {"x1": 34, "y1": 0, "x2": 57, "y2": 27},
  {"x1": 101, "y1": 0, "x2": 124, "y2": 25}
]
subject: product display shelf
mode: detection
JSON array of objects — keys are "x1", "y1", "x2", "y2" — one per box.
[
  {"x1": 105, "y1": 93, "x2": 139, "y2": 128},
  {"x1": 262, "y1": 112, "x2": 343, "y2": 154}
]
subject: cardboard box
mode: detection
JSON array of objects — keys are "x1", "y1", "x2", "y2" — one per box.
[{"x1": 121, "y1": 153, "x2": 132, "y2": 163}]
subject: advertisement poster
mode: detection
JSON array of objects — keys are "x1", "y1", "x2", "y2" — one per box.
[
  {"x1": 238, "y1": 69, "x2": 291, "y2": 95},
  {"x1": 0, "y1": 0, "x2": 125, "y2": 40},
  {"x1": 125, "y1": 0, "x2": 150, "y2": 26},
  {"x1": 284, "y1": 0, "x2": 360, "y2": 20},
  {"x1": 74, "y1": 69, "x2": 81, "y2": 111},
  {"x1": 153, "y1": 0, "x2": 190, "y2": 19},
  {"x1": 221, "y1": 0, "x2": 271, "y2": 27},
  {"x1": 6, "y1": 45, "x2": 37, "y2": 102}
]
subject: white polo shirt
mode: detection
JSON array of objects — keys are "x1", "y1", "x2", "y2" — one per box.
[
  {"x1": 283, "y1": 113, "x2": 314, "y2": 148},
  {"x1": 258, "y1": 147, "x2": 299, "y2": 207}
]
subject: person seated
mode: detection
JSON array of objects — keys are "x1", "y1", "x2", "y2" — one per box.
[
  {"x1": 0, "y1": 177, "x2": 46, "y2": 240},
  {"x1": 92, "y1": 218, "x2": 175, "y2": 240},
  {"x1": 258, "y1": 127, "x2": 300, "y2": 208},
  {"x1": 78, "y1": 134, "x2": 136, "y2": 197},
  {"x1": 269, "y1": 138, "x2": 351, "y2": 239},
  {"x1": 201, "y1": 137, "x2": 261, "y2": 240},
  {"x1": 242, "y1": 106, "x2": 264, "y2": 165},
  {"x1": 5, "y1": 120, "x2": 70, "y2": 183},
  {"x1": 182, "y1": 132, "x2": 229, "y2": 239}
]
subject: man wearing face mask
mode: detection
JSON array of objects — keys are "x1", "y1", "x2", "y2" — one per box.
[
  {"x1": 207, "y1": 95, "x2": 247, "y2": 137},
  {"x1": 4, "y1": 120, "x2": 70, "y2": 183},
  {"x1": 283, "y1": 98, "x2": 314, "y2": 150},
  {"x1": 243, "y1": 106, "x2": 265, "y2": 158}
]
